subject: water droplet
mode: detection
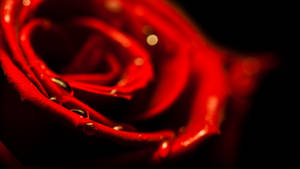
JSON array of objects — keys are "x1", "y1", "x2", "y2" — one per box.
[
  {"x1": 158, "y1": 141, "x2": 170, "y2": 158},
  {"x1": 81, "y1": 122, "x2": 97, "y2": 136},
  {"x1": 113, "y1": 125, "x2": 123, "y2": 131},
  {"x1": 110, "y1": 89, "x2": 117, "y2": 95},
  {"x1": 49, "y1": 97, "x2": 57, "y2": 101},
  {"x1": 146, "y1": 34, "x2": 159, "y2": 46},
  {"x1": 4, "y1": 15, "x2": 10, "y2": 23},
  {"x1": 86, "y1": 122, "x2": 93, "y2": 126},
  {"x1": 51, "y1": 77, "x2": 73, "y2": 93},
  {"x1": 22, "y1": 0, "x2": 31, "y2": 6},
  {"x1": 162, "y1": 141, "x2": 168, "y2": 149},
  {"x1": 134, "y1": 57, "x2": 144, "y2": 66},
  {"x1": 71, "y1": 109, "x2": 88, "y2": 118}
]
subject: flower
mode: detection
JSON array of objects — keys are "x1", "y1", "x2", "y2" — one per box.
[{"x1": 0, "y1": 0, "x2": 274, "y2": 168}]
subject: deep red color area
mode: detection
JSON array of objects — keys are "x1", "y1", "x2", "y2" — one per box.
[{"x1": 0, "y1": 0, "x2": 275, "y2": 168}]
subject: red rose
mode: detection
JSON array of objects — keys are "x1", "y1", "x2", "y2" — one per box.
[{"x1": 0, "y1": 0, "x2": 274, "y2": 168}]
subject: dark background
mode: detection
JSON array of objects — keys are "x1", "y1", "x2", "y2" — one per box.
[{"x1": 173, "y1": 1, "x2": 298, "y2": 169}]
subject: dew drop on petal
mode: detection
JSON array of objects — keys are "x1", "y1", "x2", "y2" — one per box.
[
  {"x1": 81, "y1": 122, "x2": 97, "y2": 136},
  {"x1": 159, "y1": 141, "x2": 170, "y2": 158},
  {"x1": 146, "y1": 34, "x2": 159, "y2": 46},
  {"x1": 71, "y1": 109, "x2": 88, "y2": 118},
  {"x1": 49, "y1": 97, "x2": 57, "y2": 101},
  {"x1": 110, "y1": 89, "x2": 117, "y2": 95},
  {"x1": 162, "y1": 141, "x2": 168, "y2": 149},
  {"x1": 4, "y1": 15, "x2": 10, "y2": 23},
  {"x1": 51, "y1": 77, "x2": 73, "y2": 94},
  {"x1": 113, "y1": 125, "x2": 123, "y2": 131}
]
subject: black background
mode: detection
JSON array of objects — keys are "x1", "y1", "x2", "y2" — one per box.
[{"x1": 173, "y1": 1, "x2": 298, "y2": 169}]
